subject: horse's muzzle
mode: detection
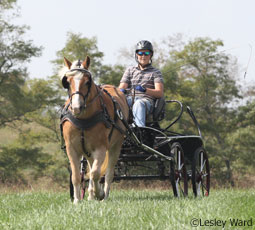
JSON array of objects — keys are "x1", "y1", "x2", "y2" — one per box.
[{"x1": 71, "y1": 104, "x2": 84, "y2": 116}]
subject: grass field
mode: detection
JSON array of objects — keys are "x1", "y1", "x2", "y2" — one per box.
[{"x1": 0, "y1": 189, "x2": 254, "y2": 230}]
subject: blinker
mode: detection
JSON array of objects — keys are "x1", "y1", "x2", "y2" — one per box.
[{"x1": 62, "y1": 76, "x2": 69, "y2": 89}]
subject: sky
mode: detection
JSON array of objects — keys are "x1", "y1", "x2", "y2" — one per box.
[{"x1": 14, "y1": 0, "x2": 255, "y2": 83}]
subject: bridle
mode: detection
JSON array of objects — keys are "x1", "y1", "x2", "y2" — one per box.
[{"x1": 63, "y1": 68, "x2": 95, "y2": 112}]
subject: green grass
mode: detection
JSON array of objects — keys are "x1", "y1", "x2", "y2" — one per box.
[{"x1": 0, "y1": 189, "x2": 255, "y2": 230}]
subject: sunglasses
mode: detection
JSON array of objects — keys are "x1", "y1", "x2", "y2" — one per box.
[{"x1": 136, "y1": 51, "x2": 151, "y2": 56}]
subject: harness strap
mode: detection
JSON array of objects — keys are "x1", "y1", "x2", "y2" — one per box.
[
  {"x1": 61, "y1": 109, "x2": 111, "y2": 130},
  {"x1": 60, "y1": 123, "x2": 66, "y2": 154},
  {"x1": 81, "y1": 132, "x2": 90, "y2": 157},
  {"x1": 100, "y1": 88, "x2": 126, "y2": 139}
]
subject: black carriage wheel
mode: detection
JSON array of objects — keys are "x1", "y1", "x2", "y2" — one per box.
[
  {"x1": 191, "y1": 147, "x2": 210, "y2": 197},
  {"x1": 170, "y1": 142, "x2": 188, "y2": 197}
]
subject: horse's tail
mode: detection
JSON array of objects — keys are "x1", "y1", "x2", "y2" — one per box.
[{"x1": 100, "y1": 150, "x2": 109, "y2": 177}]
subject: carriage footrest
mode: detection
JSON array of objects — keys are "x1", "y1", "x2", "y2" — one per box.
[
  {"x1": 112, "y1": 175, "x2": 169, "y2": 181},
  {"x1": 118, "y1": 154, "x2": 161, "y2": 161}
]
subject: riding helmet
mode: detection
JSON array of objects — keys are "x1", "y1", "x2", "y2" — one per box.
[{"x1": 135, "y1": 40, "x2": 154, "y2": 56}]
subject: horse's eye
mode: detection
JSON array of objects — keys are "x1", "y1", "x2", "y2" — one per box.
[{"x1": 85, "y1": 78, "x2": 91, "y2": 86}]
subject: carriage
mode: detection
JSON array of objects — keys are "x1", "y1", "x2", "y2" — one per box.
[
  {"x1": 68, "y1": 97, "x2": 210, "y2": 200},
  {"x1": 60, "y1": 57, "x2": 210, "y2": 202}
]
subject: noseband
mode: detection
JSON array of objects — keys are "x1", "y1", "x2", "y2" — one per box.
[{"x1": 69, "y1": 90, "x2": 90, "y2": 110}]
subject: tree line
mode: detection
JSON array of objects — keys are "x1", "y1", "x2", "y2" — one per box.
[{"x1": 1, "y1": 0, "x2": 254, "y2": 187}]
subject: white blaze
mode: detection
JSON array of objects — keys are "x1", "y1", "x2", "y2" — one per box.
[{"x1": 72, "y1": 73, "x2": 84, "y2": 110}]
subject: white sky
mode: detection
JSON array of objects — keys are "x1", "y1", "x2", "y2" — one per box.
[{"x1": 15, "y1": 0, "x2": 255, "y2": 83}]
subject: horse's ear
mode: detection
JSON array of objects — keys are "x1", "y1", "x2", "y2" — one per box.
[
  {"x1": 82, "y1": 56, "x2": 90, "y2": 69},
  {"x1": 64, "y1": 57, "x2": 72, "y2": 69}
]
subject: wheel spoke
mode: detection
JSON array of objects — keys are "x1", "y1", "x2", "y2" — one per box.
[
  {"x1": 200, "y1": 153, "x2": 204, "y2": 171},
  {"x1": 171, "y1": 143, "x2": 188, "y2": 197},
  {"x1": 195, "y1": 168, "x2": 208, "y2": 179},
  {"x1": 201, "y1": 173, "x2": 208, "y2": 178},
  {"x1": 180, "y1": 186, "x2": 184, "y2": 196},
  {"x1": 179, "y1": 163, "x2": 184, "y2": 171},
  {"x1": 178, "y1": 150, "x2": 181, "y2": 169},
  {"x1": 177, "y1": 179, "x2": 185, "y2": 196},
  {"x1": 201, "y1": 181, "x2": 208, "y2": 192},
  {"x1": 200, "y1": 182, "x2": 204, "y2": 196},
  {"x1": 192, "y1": 148, "x2": 210, "y2": 197},
  {"x1": 195, "y1": 167, "x2": 201, "y2": 177},
  {"x1": 176, "y1": 178, "x2": 180, "y2": 196},
  {"x1": 197, "y1": 182, "x2": 201, "y2": 196},
  {"x1": 201, "y1": 159, "x2": 206, "y2": 172}
]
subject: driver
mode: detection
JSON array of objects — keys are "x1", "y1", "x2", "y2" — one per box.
[{"x1": 119, "y1": 40, "x2": 164, "y2": 127}]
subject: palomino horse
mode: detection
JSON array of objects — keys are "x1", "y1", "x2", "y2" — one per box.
[{"x1": 60, "y1": 56, "x2": 129, "y2": 203}]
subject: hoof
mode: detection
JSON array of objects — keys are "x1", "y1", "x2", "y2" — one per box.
[
  {"x1": 101, "y1": 197, "x2": 108, "y2": 202},
  {"x1": 73, "y1": 198, "x2": 80, "y2": 204},
  {"x1": 88, "y1": 194, "x2": 95, "y2": 201},
  {"x1": 98, "y1": 191, "x2": 105, "y2": 201},
  {"x1": 103, "y1": 194, "x2": 109, "y2": 201}
]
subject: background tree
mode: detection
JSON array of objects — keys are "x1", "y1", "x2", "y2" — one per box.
[
  {"x1": 227, "y1": 101, "x2": 255, "y2": 172},
  {"x1": 0, "y1": 0, "x2": 42, "y2": 127},
  {"x1": 0, "y1": 0, "x2": 60, "y2": 183},
  {"x1": 52, "y1": 32, "x2": 104, "y2": 80},
  {"x1": 162, "y1": 37, "x2": 242, "y2": 185},
  {"x1": 98, "y1": 65, "x2": 125, "y2": 86}
]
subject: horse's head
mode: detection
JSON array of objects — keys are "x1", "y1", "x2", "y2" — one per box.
[{"x1": 61, "y1": 56, "x2": 92, "y2": 116}]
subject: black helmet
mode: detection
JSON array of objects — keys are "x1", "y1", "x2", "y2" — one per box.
[{"x1": 135, "y1": 40, "x2": 153, "y2": 56}]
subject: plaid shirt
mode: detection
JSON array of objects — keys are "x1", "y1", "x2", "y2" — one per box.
[{"x1": 120, "y1": 64, "x2": 163, "y2": 102}]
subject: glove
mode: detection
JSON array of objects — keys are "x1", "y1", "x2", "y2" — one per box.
[
  {"x1": 119, "y1": 88, "x2": 126, "y2": 94},
  {"x1": 135, "y1": 85, "x2": 146, "y2": 93}
]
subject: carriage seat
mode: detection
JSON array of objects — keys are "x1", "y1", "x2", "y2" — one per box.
[{"x1": 146, "y1": 97, "x2": 166, "y2": 123}]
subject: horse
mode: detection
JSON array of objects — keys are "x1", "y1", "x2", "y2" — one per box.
[{"x1": 60, "y1": 56, "x2": 129, "y2": 203}]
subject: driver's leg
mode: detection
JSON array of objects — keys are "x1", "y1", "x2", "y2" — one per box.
[{"x1": 132, "y1": 98, "x2": 153, "y2": 127}]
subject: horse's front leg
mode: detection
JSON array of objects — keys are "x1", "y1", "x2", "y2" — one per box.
[
  {"x1": 88, "y1": 149, "x2": 106, "y2": 200},
  {"x1": 68, "y1": 151, "x2": 82, "y2": 204}
]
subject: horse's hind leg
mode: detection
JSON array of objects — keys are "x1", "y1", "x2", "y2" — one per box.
[{"x1": 104, "y1": 140, "x2": 122, "y2": 200}]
